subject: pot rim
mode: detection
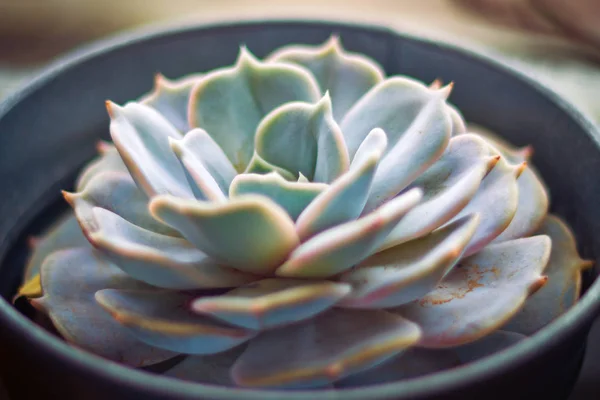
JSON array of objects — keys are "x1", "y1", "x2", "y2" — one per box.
[{"x1": 1, "y1": 18, "x2": 599, "y2": 400}]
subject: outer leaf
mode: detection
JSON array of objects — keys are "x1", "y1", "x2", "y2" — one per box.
[
  {"x1": 75, "y1": 142, "x2": 127, "y2": 191},
  {"x1": 446, "y1": 155, "x2": 521, "y2": 257},
  {"x1": 140, "y1": 73, "x2": 203, "y2": 132},
  {"x1": 189, "y1": 47, "x2": 321, "y2": 171},
  {"x1": 454, "y1": 331, "x2": 526, "y2": 363},
  {"x1": 107, "y1": 101, "x2": 192, "y2": 199},
  {"x1": 492, "y1": 167, "x2": 549, "y2": 242},
  {"x1": 17, "y1": 274, "x2": 42, "y2": 299},
  {"x1": 340, "y1": 78, "x2": 452, "y2": 211},
  {"x1": 469, "y1": 125, "x2": 548, "y2": 243},
  {"x1": 23, "y1": 213, "x2": 89, "y2": 280},
  {"x1": 379, "y1": 134, "x2": 496, "y2": 250},
  {"x1": 275, "y1": 189, "x2": 422, "y2": 278},
  {"x1": 169, "y1": 128, "x2": 237, "y2": 200},
  {"x1": 95, "y1": 289, "x2": 255, "y2": 354},
  {"x1": 339, "y1": 214, "x2": 479, "y2": 309},
  {"x1": 150, "y1": 194, "x2": 299, "y2": 274},
  {"x1": 32, "y1": 248, "x2": 175, "y2": 366},
  {"x1": 504, "y1": 215, "x2": 593, "y2": 334},
  {"x1": 65, "y1": 171, "x2": 178, "y2": 236},
  {"x1": 395, "y1": 236, "x2": 551, "y2": 348},
  {"x1": 231, "y1": 309, "x2": 421, "y2": 388},
  {"x1": 164, "y1": 346, "x2": 245, "y2": 386},
  {"x1": 254, "y1": 94, "x2": 349, "y2": 183},
  {"x1": 192, "y1": 278, "x2": 351, "y2": 330},
  {"x1": 447, "y1": 104, "x2": 467, "y2": 135},
  {"x1": 467, "y1": 123, "x2": 532, "y2": 164},
  {"x1": 429, "y1": 81, "x2": 465, "y2": 136},
  {"x1": 229, "y1": 172, "x2": 327, "y2": 220},
  {"x1": 267, "y1": 36, "x2": 385, "y2": 121},
  {"x1": 85, "y1": 207, "x2": 259, "y2": 290},
  {"x1": 336, "y1": 348, "x2": 460, "y2": 387}
]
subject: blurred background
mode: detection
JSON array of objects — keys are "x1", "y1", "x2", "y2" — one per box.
[
  {"x1": 0, "y1": 1, "x2": 599, "y2": 399},
  {"x1": 2, "y1": 0, "x2": 600, "y2": 121}
]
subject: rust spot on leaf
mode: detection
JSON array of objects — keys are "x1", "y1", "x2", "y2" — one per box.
[{"x1": 418, "y1": 265, "x2": 493, "y2": 306}]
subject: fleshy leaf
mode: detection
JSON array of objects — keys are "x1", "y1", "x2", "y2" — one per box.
[
  {"x1": 429, "y1": 80, "x2": 466, "y2": 137},
  {"x1": 17, "y1": 274, "x2": 42, "y2": 299},
  {"x1": 504, "y1": 215, "x2": 593, "y2": 334},
  {"x1": 298, "y1": 173, "x2": 309, "y2": 183},
  {"x1": 467, "y1": 123, "x2": 532, "y2": 164},
  {"x1": 23, "y1": 213, "x2": 89, "y2": 280},
  {"x1": 140, "y1": 73, "x2": 203, "y2": 132},
  {"x1": 85, "y1": 207, "x2": 258, "y2": 290},
  {"x1": 244, "y1": 151, "x2": 296, "y2": 180},
  {"x1": 470, "y1": 126, "x2": 547, "y2": 243},
  {"x1": 492, "y1": 167, "x2": 549, "y2": 242},
  {"x1": 379, "y1": 134, "x2": 496, "y2": 250},
  {"x1": 75, "y1": 142, "x2": 128, "y2": 191},
  {"x1": 107, "y1": 101, "x2": 193, "y2": 198},
  {"x1": 169, "y1": 128, "x2": 237, "y2": 199},
  {"x1": 394, "y1": 236, "x2": 551, "y2": 348},
  {"x1": 339, "y1": 214, "x2": 479, "y2": 309},
  {"x1": 65, "y1": 171, "x2": 178, "y2": 236},
  {"x1": 295, "y1": 128, "x2": 386, "y2": 240},
  {"x1": 340, "y1": 78, "x2": 452, "y2": 211},
  {"x1": 254, "y1": 94, "x2": 349, "y2": 183},
  {"x1": 445, "y1": 155, "x2": 521, "y2": 257},
  {"x1": 189, "y1": 47, "x2": 321, "y2": 171},
  {"x1": 349, "y1": 127, "x2": 388, "y2": 170},
  {"x1": 193, "y1": 278, "x2": 351, "y2": 330},
  {"x1": 231, "y1": 309, "x2": 421, "y2": 388},
  {"x1": 454, "y1": 331, "x2": 526, "y2": 363},
  {"x1": 164, "y1": 346, "x2": 245, "y2": 386},
  {"x1": 32, "y1": 248, "x2": 175, "y2": 366},
  {"x1": 169, "y1": 139, "x2": 224, "y2": 202},
  {"x1": 267, "y1": 36, "x2": 385, "y2": 121},
  {"x1": 150, "y1": 194, "x2": 299, "y2": 274},
  {"x1": 95, "y1": 289, "x2": 255, "y2": 354},
  {"x1": 275, "y1": 189, "x2": 422, "y2": 278},
  {"x1": 336, "y1": 348, "x2": 459, "y2": 387},
  {"x1": 229, "y1": 173, "x2": 327, "y2": 220},
  {"x1": 447, "y1": 104, "x2": 467, "y2": 135}
]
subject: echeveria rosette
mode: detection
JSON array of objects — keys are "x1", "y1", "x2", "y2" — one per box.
[{"x1": 17, "y1": 36, "x2": 592, "y2": 389}]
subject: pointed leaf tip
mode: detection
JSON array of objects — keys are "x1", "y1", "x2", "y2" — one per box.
[
  {"x1": 504, "y1": 214, "x2": 590, "y2": 335},
  {"x1": 27, "y1": 236, "x2": 40, "y2": 249},
  {"x1": 429, "y1": 79, "x2": 443, "y2": 89},
  {"x1": 96, "y1": 141, "x2": 113, "y2": 155},
  {"x1": 324, "y1": 34, "x2": 341, "y2": 51},
  {"x1": 61, "y1": 190, "x2": 77, "y2": 207},
  {"x1": 530, "y1": 275, "x2": 549, "y2": 294},
  {"x1": 581, "y1": 259, "x2": 595, "y2": 271},
  {"x1": 515, "y1": 162, "x2": 527, "y2": 178},
  {"x1": 105, "y1": 100, "x2": 121, "y2": 117},
  {"x1": 154, "y1": 72, "x2": 166, "y2": 87},
  {"x1": 237, "y1": 45, "x2": 258, "y2": 66},
  {"x1": 437, "y1": 82, "x2": 454, "y2": 99}
]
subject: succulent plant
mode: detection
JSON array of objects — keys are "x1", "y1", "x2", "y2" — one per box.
[{"x1": 17, "y1": 36, "x2": 592, "y2": 389}]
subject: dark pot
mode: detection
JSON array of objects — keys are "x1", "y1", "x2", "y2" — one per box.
[{"x1": 0, "y1": 19, "x2": 599, "y2": 400}]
